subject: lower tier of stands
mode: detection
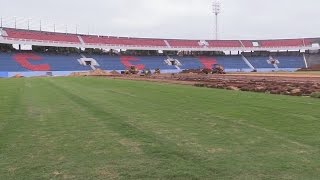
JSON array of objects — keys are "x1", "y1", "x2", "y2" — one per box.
[
  {"x1": 305, "y1": 54, "x2": 320, "y2": 67},
  {"x1": 0, "y1": 53, "x2": 307, "y2": 75},
  {"x1": 246, "y1": 56, "x2": 305, "y2": 69}
]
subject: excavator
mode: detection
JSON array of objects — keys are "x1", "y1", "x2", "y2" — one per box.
[
  {"x1": 212, "y1": 64, "x2": 225, "y2": 74},
  {"x1": 202, "y1": 64, "x2": 225, "y2": 74},
  {"x1": 124, "y1": 66, "x2": 139, "y2": 75}
]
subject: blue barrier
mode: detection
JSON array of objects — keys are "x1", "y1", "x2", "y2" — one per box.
[{"x1": 0, "y1": 72, "x2": 8, "y2": 78}]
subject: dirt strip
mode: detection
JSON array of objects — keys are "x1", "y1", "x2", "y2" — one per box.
[{"x1": 105, "y1": 73, "x2": 320, "y2": 96}]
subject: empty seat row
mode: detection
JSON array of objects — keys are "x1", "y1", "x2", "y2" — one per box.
[
  {"x1": 3, "y1": 28, "x2": 318, "y2": 48},
  {"x1": 81, "y1": 35, "x2": 166, "y2": 47},
  {"x1": 246, "y1": 56, "x2": 305, "y2": 69},
  {"x1": 4, "y1": 28, "x2": 80, "y2": 43},
  {"x1": 0, "y1": 52, "x2": 306, "y2": 72},
  {"x1": 259, "y1": 39, "x2": 305, "y2": 47}
]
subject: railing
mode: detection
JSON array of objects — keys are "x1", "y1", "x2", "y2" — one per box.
[{"x1": 3, "y1": 37, "x2": 81, "y2": 44}]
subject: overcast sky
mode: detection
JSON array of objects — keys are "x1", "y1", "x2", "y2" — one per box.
[{"x1": 1, "y1": 0, "x2": 319, "y2": 40}]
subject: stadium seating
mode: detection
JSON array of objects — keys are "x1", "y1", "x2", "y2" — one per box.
[
  {"x1": 304, "y1": 38, "x2": 320, "y2": 47},
  {"x1": 2, "y1": 28, "x2": 317, "y2": 50},
  {"x1": 166, "y1": 40, "x2": 243, "y2": 48},
  {"x1": 246, "y1": 56, "x2": 305, "y2": 69},
  {"x1": 259, "y1": 39, "x2": 304, "y2": 47},
  {"x1": 246, "y1": 56, "x2": 275, "y2": 69},
  {"x1": 166, "y1": 40, "x2": 200, "y2": 48},
  {"x1": 215, "y1": 56, "x2": 250, "y2": 70},
  {"x1": 38, "y1": 54, "x2": 92, "y2": 71},
  {"x1": 81, "y1": 35, "x2": 167, "y2": 47},
  {"x1": 0, "y1": 53, "x2": 27, "y2": 71},
  {"x1": 0, "y1": 51, "x2": 306, "y2": 73},
  {"x1": 276, "y1": 56, "x2": 305, "y2": 68},
  {"x1": 0, "y1": 52, "x2": 91, "y2": 71},
  {"x1": 175, "y1": 56, "x2": 250, "y2": 70},
  {"x1": 177, "y1": 57, "x2": 204, "y2": 69},
  {"x1": 240, "y1": 40, "x2": 255, "y2": 47},
  {"x1": 90, "y1": 55, "x2": 177, "y2": 70},
  {"x1": 305, "y1": 54, "x2": 320, "y2": 67},
  {"x1": 207, "y1": 40, "x2": 242, "y2": 48},
  {"x1": 4, "y1": 28, "x2": 80, "y2": 43}
]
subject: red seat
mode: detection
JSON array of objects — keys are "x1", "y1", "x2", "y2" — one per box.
[
  {"x1": 240, "y1": 40, "x2": 254, "y2": 47},
  {"x1": 166, "y1": 40, "x2": 200, "y2": 48},
  {"x1": 81, "y1": 35, "x2": 166, "y2": 47},
  {"x1": 4, "y1": 28, "x2": 80, "y2": 43},
  {"x1": 259, "y1": 39, "x2": 304, "y2": 47},
  {"x1": 207, "y1": 40, "x2": 242, "y2": 48}
]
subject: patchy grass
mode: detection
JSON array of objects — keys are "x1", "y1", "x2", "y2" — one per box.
[{"x1": 0, "y1": 77, "x2": 320, "y2": 179}]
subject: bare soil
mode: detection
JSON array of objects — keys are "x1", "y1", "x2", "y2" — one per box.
[{"x1": 102, "y1": 72, "x2": 320, "y2": 96}]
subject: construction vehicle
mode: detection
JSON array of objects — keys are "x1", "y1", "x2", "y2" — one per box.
[
  {"x1": 212, "y1": 64, "x2": 225, "y2": 74},
  {"x1": 154, "y1": 68, "x2": 161, "y2": 74},
  {"x1": 141, "y1": 69, "x2": 152, "y2": 76},
  {"x1": 202, "y1": 68, "x2": 212, "y2": 74},
  {"x1": 124, "y1": 66, "x2": 139, "y2": 75}
]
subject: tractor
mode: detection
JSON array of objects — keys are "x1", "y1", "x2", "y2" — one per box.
[
  {"x1": 154, "y1": 68, "x2": 161, "y2": 74},
  {"x1": 212, "y1": 64, "x2": 225, "y2": 74},
  {"x1": 141, "y1": 69, "x2": 152, "y2": 76},
  {"x1": 125, "y1": 66, "x2": 139, "y2": 75}
]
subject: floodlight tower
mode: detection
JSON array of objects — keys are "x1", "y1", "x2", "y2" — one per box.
[{"x1": 212, "y1": 0, "x2": 221, "y2": 40}]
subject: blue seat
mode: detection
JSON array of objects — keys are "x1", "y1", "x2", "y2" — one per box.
[
  {"x1": 246, "y1": 57, "x2": 274, "y2": 69},
  {"x1": 0, "y1": 53, "x2": 26, "y2": 71},
  {"x1": 277, "y1": 56, "x2": 305, "y2": 68},
  {"x1": 247, "y1": 56, "x2": 305, "y2": 69},
  {"x1": 0, "y1": 53, "x2": 91, "y2": 72},
  {"x1": 215, "y1": 56, "x2": 250, "y2": 70}
]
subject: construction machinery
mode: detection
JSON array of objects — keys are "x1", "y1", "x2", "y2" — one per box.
[
  {"x1": 141, "y1": 69, "x2": 152, "y2": 76},
  {"x1": 124, "y1": 66, "x2": 139, "y2": 75},
  {"x1": 154, "y1": 68, "x2": 161, "y2": 74},
  {"x1": 212, "y1": 64, "x2": 225, "y2": 74}
]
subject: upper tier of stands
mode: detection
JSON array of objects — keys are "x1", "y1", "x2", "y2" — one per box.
[
  {"x1": 4, "y1": 28, "x2": 80, "y2": 44},
  {"x1": 1, "y1": 28, "x2": 319, "y2": 49},
  {"x1": 259, "y1": 39, "x2": 305, "y2": 47},
  {"x1": 81, "y1": 35, "x2": 167, "y2": 47}
]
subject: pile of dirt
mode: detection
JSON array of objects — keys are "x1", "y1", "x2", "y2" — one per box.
[
  {"x1": 181, "y1": 69, "x2": 202, "y2": 74},
  {"x1": 70, "y1": 69, "x2": 117, "y2": 77},
  {"x1": 13, "y1": 74, "x2": 24, "y2": 78},
  {"x1": 110, "y1": 73, "x2": 320, "y2": 97},
  {"x1": 89, "y1": 69, "x2": 112, "y2": 76},
  {"x1": 189, "y1": 77, "x2": 320, "y2": 96},
  {"x1": 110, "y1": 70, "x2": 120, "y2": 75},
  {"x1": 69, "y1": 72, "x2": 89, "y2": 77}
]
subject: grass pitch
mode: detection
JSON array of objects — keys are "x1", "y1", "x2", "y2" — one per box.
[{"x1": 0, "y1": 77, "x2": 320, "y2": 180}]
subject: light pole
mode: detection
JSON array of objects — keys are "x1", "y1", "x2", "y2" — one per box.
[
  {"x1": 27, "y1": 18, "x2": 29, "y2": 30},
  {"x1": 14, "y1": 16, "x2": 17, "y2": 29},
  {"x1": 212, "y1": 0, "x2": 221, "y2": 40}
]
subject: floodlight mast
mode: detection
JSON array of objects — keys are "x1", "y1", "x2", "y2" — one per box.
[{"x1": 212, "y1": 0, "x2": 221, "y2": 40}]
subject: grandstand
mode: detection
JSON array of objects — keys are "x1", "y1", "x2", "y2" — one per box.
[
  {"x1": 1, "y1": 27, "x2": 320, "y2": 77},
  {"x1": 2, "y1": 28, "x2": 320, "y2": 50}
]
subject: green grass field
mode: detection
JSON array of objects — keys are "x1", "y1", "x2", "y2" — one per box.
[{"x1": 1, "y1": 77, "x2": 320, "y2": 180}]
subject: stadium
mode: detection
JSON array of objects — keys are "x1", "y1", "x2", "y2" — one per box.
[{"x1": 1, "y1": 0, "x2": 320, "y2": 179}]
